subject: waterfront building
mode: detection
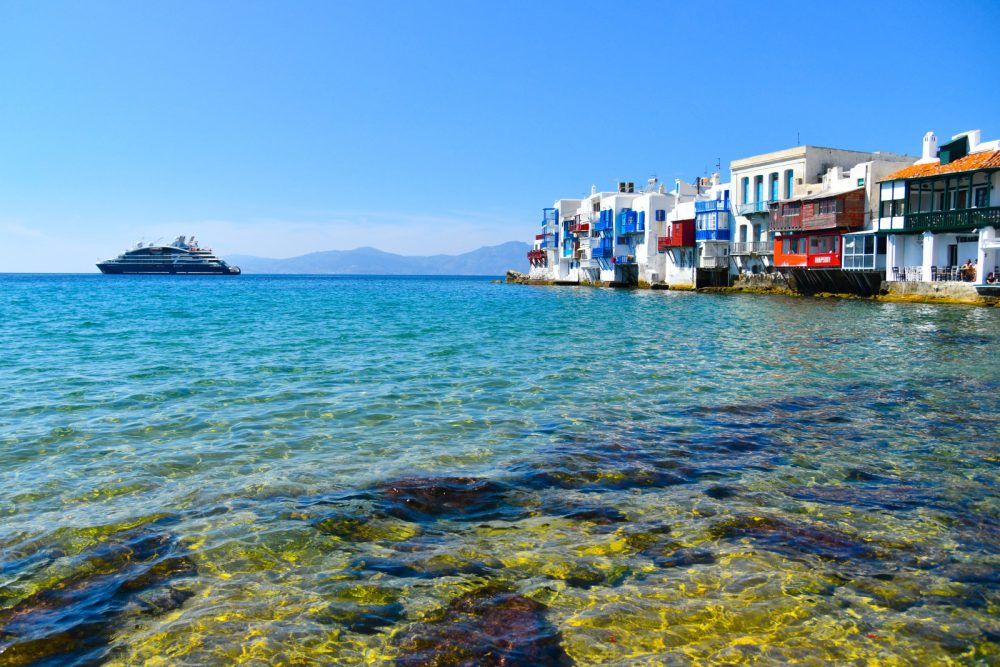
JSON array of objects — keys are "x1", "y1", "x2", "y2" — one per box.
[
  {"x1": 693, "y1": 175, "x2": 732, "y2": 287},
  {"x1": 767, "y1": 155, "x2": 914, "y2": 293},
  {"x1": 876, "y1": 129, "x2": 1000, "y2": 284},
  {"x1": 730, "y1": 146, "x2": 897, "y2": 277},
  {"x1": 654, "y1": 176, "x2": 730, "y2": 288},
  {"x1": 529, "y1": 180, "x2": 680, "y2": 284}
]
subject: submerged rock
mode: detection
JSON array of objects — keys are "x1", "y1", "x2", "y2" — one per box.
[
  {"x1": 709, "y1": 515, "x2": 873, "y2": 562},
  {"x1": 319, "y1": 602, "x2": 406, "y2": 635},
  {"x1": 393, "y1": 584, "x2": 570, "y2": 666},
  {"x1": 0, "y1": 525, "x2": 195, "y2": 666},
  {"x1": 510, "y1": 443, "x2": 696, "y2": 493},
  {"x1": 375, "y1": 477, "x2": 523, "y2": 523}
]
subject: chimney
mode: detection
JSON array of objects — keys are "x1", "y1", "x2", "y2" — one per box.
[{"x1": 918, "y1": 131, "x2": 938, "y2": 164}]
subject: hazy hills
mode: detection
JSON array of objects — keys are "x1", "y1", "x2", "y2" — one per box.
[{"x1": 226, "y1": 241, "x2": 530, "y2": 276}]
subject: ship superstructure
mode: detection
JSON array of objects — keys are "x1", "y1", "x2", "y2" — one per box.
[{"x1": 97, "y1": 236, "x2": 241, "y2": 275}]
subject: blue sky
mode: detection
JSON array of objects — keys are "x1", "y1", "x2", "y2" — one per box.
[{"x1": 1, "y1": 0, "x2": 998, "y2": 271}]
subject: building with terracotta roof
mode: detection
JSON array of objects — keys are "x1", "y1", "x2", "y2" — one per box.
[{"x1": 876, "y1": 130, "x2": 1000, "y2": 284}]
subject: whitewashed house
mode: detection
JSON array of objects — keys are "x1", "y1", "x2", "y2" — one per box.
[{"x1": 876, "y1": 129, "x2": 1000, "y2": 285}]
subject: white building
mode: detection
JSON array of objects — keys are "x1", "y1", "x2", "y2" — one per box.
[
  {"x1": 876, "y1": 129, "x2": 1000, "y2": 284},
  {"x1": 730, "y1": 146, "x2": 903, "y2": 277}
]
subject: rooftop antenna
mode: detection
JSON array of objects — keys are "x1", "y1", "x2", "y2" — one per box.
[
  {"x1": 797, "y1": 131, "x2": 801, "y2": 145},
  {"x1": 716, "y1": 157, "x2": 721, "y2": 175}
]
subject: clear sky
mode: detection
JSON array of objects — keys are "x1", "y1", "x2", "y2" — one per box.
[{"x1": 1, "y1": 0, "x2": 998, "y2": 272}]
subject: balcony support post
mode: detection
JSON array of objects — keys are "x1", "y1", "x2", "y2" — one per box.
[
  {"x1": 978, "y1": 226, "x2": 995, "y2": 283},
  {"x1": 921, "y1": 230, "x2": 935, "y2": 282}
]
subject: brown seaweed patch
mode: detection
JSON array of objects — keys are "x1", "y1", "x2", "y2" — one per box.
[
  {"x1": 0, "y1": 526, "x2": 195, "y2": 666},
  {"x1": 376, "y1": 477, "x2": 525, "y2": 523},
  {"x1": 510, "y1": 442, "x2": 695, "y2": 492},
  {"x1": 709, "y1": 515, "x2": 873, "y2": 562},
  {"x1": 392, "y1": 584, "x2": 570, "y2": 666}
]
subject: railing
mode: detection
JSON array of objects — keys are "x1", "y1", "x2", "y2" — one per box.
[
  {"x1": 730, "y1": 241, "x2": 774, "y2": 255},
  {"x1": 905, "y1": 206, "x2": 1000, "y2": 232},
  {"x1": 568, "y1": 222, "x2": 590, "y2": 234},
  {"x1": 620, "y1": 221, "x2": 647, "y2": 234},
  {"x1": 658, "y1": 236, "x2": 687, "y2": 251},
  {"x1": 579, "y1": 258, "x2": 598, "y2": 269},
  {"x1": 593, "y1": 219, "x2": 613, "y2": 232},
  {"x1": 614, "y1": 255, "x2": 637, "y2": 265},
  {"x1": 695, "y1": 199, "x2": 730, "y2": 213},
  {"x1": 695, "y1": 229, "x2": 731, "y2": 242},
  {"x1": 592, "y1": 246, "x2": 613, "y2": 259},
  {"x1": 735, "y1": 200, "x2": 771, "y2": 216},
  {"x1": 699, "y1": 256, "x2": 729, "y2": 269}
]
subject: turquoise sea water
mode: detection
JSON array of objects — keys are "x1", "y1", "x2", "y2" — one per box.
[{"x1": 1, "y1": 274, "x2": 998, "y2": 665}]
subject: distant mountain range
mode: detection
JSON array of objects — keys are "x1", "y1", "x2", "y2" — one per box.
[{"x1": 226, "y1": 241, "x2": 530, "y2": 276}]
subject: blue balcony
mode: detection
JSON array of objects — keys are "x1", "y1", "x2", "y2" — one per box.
[
  {"x1": 696, "y1": 199, "x2": 730, "y2": 213},
  {"x1": 594, "y1": 219, "x2": 613, "y2": 233},
  {"x1": 614, "y1": 255, "x2": 637, "y2": 266},
  {"x1": 592, "y1": 246, "x2": 613, "y2": 259},
  {"x1": 695, "y1": 210, "x2": 731, "y2": 242},
  {"x1": 695, "y1": 229, "x2": 731, "y2": 242},
  {"x1": 541, "y1": 208, "x2": 558, "y2": 227},
  {"x1": 616, "y1": 210, "x2": 642, "y2": 234}
]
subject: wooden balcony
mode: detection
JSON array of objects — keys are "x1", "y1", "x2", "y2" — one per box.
[{"x1": 904, "y1": 206, "x2": 1000, "y2": 232}]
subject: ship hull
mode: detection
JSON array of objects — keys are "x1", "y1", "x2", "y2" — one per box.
[{"x1": 97, "y1": 262, "x2": 240, "y2": 275}]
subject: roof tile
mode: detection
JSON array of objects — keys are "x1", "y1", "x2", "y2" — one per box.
[{"x1": 881, "y1": 150, "x2": 1000, "y2": 181}]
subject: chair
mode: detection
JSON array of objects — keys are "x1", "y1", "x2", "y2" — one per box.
[
  {"x1": 891, "y1": 266, "x2": 900, "y2": 281},
  {"x1": 931, "y1": 265, "x2": 938, "y2": 281}
]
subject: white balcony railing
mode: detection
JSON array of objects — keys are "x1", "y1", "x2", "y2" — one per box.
[
  {"x1": 699, "y1": 256, "x2": 729, "y2": 269},
  {"x1": 730, "y1": 241, "x2": 774, "y2": 255}
]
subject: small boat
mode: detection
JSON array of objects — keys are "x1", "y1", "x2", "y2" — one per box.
[{"x1": 97, "y1": 236, "x2": 241, "y2": 275}]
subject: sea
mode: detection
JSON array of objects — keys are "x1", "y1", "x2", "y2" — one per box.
[{"x1": 0, "y1": 274, "x2": 998, "y2": 665}]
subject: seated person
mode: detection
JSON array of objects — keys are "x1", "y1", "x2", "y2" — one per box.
[
  {"x1": 961, "y1": 259, "x2": 975, "y2": 282},
  {"x1": 987, "y1": 272, "x2": 998, "y2": 285}
]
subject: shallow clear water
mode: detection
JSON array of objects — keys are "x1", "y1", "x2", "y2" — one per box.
[{"x1": 0, "y1": 274, "x2": 998, "y2": 665}]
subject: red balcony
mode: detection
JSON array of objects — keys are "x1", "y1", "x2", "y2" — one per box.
[
  {"x1": 657, "y1": 219, "x2": 695, "y2": 251},
  {"x1": 568, "y1": 222, "x2": 590, "y2": 234}
]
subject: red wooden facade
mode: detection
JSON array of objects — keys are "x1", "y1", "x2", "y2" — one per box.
[
  {"x1": 773, "y1": 231, "x2": 842, "y2": 268},
  {"x1": 657, "y1": 218, "x2": 695, "y2": 251},
  {"x1": 772, "y1": 188, "x2": 865, "y2": 269}
]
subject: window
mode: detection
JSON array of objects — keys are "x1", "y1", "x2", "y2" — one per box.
[
  {"x1": 974, "y1": 186, "x2": 989, "y2": 208},
  {"x1": 893, "y1": 200, "x2": 905, "y2": 217},
  {"x1": 741, "y1": 177, "x2": 749, "y2": 203},
  {"x1": 655, "y1": 209, "x2": 666, "y2": 222},
  {"x1": 754, "y1": 175, "x2": 764, "y2": 203},
  {"x1": 782, "y1": 202, "x2": 800, "y2": 217},
  {"x1": 807, "y1": 236, "x2": 839, "y2": 254},
  {"x1": 785, "y1": 169, "x2": 794, "y2": 199},
  {"x1": 816, "y1": 199, "x2": 842, "y2": 215},
  {"x1": 770, "y1": 173, "x2": 779, "y2": 201}
]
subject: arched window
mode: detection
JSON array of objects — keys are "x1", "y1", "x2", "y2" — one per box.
[
  {"x1": 784, "y1": 169, "x2": 794, "y2": 199},
  {"x1": 741, "y1": 177, "x2": 749, "y2": 204},
  {"x1": 770, "y1": 173, "x2": 779, "y2": 201}
]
